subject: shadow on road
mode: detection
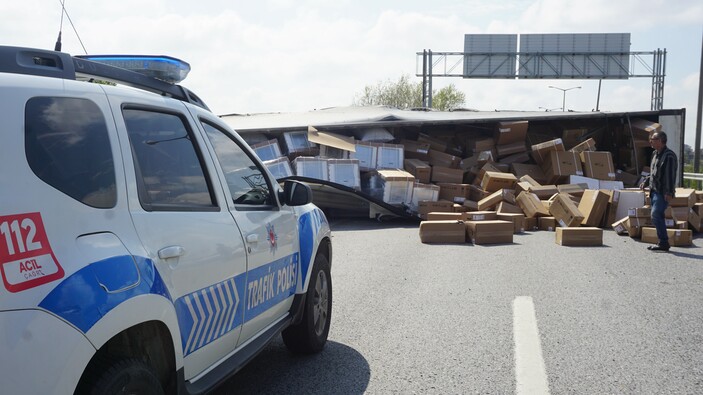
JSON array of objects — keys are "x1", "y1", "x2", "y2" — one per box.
[{"x1": 213, "y1": 338, "x2": 369, "y2": 395}]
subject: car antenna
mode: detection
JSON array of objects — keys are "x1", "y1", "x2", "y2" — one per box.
[
  {"x1": 54, "y1": 0, "x2": 89, "y2": 54},
  {"x1": 54, "y1": 0, "x2": 65, "y2": 51}
]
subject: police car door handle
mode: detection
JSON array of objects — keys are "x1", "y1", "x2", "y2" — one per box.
[
  {"x1": 246, "y1": 234, "x2": 258, "y2": 244},
  {"x1": 158, "y1": 245, "x2": 185, "y2": 259}
]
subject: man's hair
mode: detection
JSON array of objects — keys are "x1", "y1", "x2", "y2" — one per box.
[{"x1": 656, "y1": 131, "x2": 668, "y2": 143}]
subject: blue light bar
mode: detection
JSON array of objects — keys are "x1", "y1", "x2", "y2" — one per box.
[{"x1": 78, "y1": 55, "x2": 191, "y2": 83}]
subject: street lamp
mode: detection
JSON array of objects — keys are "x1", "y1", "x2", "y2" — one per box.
[{"x1": 548, "y1": 85, "x2": 581, "y2": 111}]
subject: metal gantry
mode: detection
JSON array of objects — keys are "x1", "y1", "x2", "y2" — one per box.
[{"x1": 416, "y1": 49, "x2": 667, "y2": 111}]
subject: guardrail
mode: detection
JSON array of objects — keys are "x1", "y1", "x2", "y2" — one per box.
[{"x1": 684, "y1": 172, "x2": 703, "y2": 182}]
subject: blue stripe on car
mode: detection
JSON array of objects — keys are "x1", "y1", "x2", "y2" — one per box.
[{"x1": 39, "y1": 256, "x2": 170, "y2": 333}]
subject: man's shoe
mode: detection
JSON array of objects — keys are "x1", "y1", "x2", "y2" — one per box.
[{"x1": 647, "y1": 244, "x2": 670, "y2": 252}]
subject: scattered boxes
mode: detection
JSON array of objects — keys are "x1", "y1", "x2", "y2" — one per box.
[
  {"x1": 549, "y1": 193, "x2": 585, "y2": 227},
  {"x1": 410, "y1": 183, "x2": 440, "y2": 211},
  {"x1": 580, "y1": 151, "x2": 616, "y2": 180},
  {"x1": 481, "y1": 171, "x2": 517, "y2": 193},
  {"x1": 555, "y1": 227, "x2": 603, "y2": 246},
  {"x1": 530, "y1": 138, "x2": 565, "y2": 165},
  {"x1": 494, "y1": 121, "x2": 528, "y2": 145},
  {"x1": 376, "y1": 169, "x2": 415, "y2": 205},
  {"x1": 293, "y1": 157, "x2": 328, "y2": 180},
  {"x1": 251, "y1": 139, "x2": 283, "y2": 161},
  {"x1": 641, "y1": 227, "x2": 692, "y2": 246},
  {"x1": 404, "y1": 159, "x2": 431, "y2": 184},
  {"x1": 516, "y1": 191, "x2": 550, "y2": 218},
  {"x1": 376, "y1": 143, "x2": 405, "y2": 169},
  {"x1": 466, "y1": 220, "x2": 514, "y2": 244},
  {"x1": 419, "y1": 220, "x2": 466, "y2": 243},
  {"x1": 578, "y1": 189, "x2": 610, "y2": 227},
  {"x1": 541, "y1": 151, "x2": 584, "y2": 183},
  {"x1": 263, "y1": 157, "x2": 293, "y2": 179},
  {"x1": 350, "y1": 141, "x2": 378, "y2": 171},
  {"x1": 328, "y1": 159, "x2": 361, "y2": 189}
]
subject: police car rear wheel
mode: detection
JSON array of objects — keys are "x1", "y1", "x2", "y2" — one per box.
[
  {"x1": 89, "y1": 358, "x2": 164, "y2": 395},
  {"x1": 282, "y1": 253, "x2": 332, "y2": 354}
]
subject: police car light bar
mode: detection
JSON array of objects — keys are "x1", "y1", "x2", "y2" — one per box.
[{"x1": 76, "y1": 55, "x2": 191, "y2": 84}]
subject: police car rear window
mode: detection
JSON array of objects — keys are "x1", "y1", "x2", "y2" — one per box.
[{"x1": 25, "y1": 97, "x2": 117, "y2": 209}]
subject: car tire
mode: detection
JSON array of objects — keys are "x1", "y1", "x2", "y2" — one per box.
[
  {"x1": 282, "y1": 253, "x2": 332, "y2": 354},
  {"x1": 88, "y1": 357, "x2": 164, "y2": 395}
]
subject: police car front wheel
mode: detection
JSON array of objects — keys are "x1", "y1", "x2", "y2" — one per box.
[
  {"x1": 282, "y1": 253, "x2": 332, "y2": 354},
  {"x1": 87, "y1": 357, "x2": 164, "y2": 395}
]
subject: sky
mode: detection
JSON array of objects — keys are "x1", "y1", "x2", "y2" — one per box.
[{"x1": 2, "y1": 0, "x2": 702, "y2": 147}]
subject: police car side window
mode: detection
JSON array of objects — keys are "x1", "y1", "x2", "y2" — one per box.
[
  {"x1": 25, "y1": 97, "x2": 117, "y2": 209},
  {"x1": 123, "y1": 108, "x2": 217, "y2": 211},
  {"x1": 201, "y1": 121, "x2": 273, "y2": 206}
]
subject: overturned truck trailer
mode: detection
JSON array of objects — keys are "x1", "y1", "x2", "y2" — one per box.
[{"x1": 220, "y1": 106, "x2": 686, "y2": 220}]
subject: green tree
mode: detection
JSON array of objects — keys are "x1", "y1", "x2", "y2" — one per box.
[{"x1": 353, "y1": 75, "x2": 465, "y2": 111}]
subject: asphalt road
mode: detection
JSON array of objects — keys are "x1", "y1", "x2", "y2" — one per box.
[{"x1": 215, "y1": 218, "x2": 703, "y2": 394}]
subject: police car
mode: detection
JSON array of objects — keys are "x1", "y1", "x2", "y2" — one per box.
[{"x1": 0, "y1": 46, "x2": 332, "y2": 394}]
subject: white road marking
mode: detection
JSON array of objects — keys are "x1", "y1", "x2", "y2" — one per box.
[{"x1": 513, "y1": 296, "x2": 550, "y2": 395}]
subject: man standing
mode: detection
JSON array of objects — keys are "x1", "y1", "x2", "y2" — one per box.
[{"x1": 640, "y1": 131, "x2": 678, "y2": 251}]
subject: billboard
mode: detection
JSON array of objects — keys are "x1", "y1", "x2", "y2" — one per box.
[
  {"x1": 463, "y1": 34, "x2": 517, "y2": 78},
  {"x1": 517, "y1": 33, "x2": 631, "y2": 79}
]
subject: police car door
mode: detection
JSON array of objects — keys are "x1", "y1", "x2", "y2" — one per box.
[
  {"x1": 192, "y1": 112, "x2": 299, "y2": 347},
  {"x1": 115, "y1": 101, "x2": 248, "y2": 381}
]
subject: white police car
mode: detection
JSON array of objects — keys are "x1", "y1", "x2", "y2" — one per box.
[{"x1": 0, "y1": 46, "x2": 332, "y2": 394}]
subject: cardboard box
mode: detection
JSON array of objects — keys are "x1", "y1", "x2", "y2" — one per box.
[
  {"x1": 569, "y1": 138, "x2": 597, "y2": 153},
  {"x1": 431, "y1": 166, "x2": 464, "y2": 184},
  {"x1": 403, "y1": 159, "x2": 431, "y2": 184},
  {"x1": 562, "y1": 128, "x2": 587, "y2": 149},
  {"x1": 375, "y1": 143, "x2": 405, "y2": 169},
  {"x1": 418, "y1": 200, "x2": 455, "y2": 219},
  {"x1": 481, "y1": 171, "x2": 517, "y2": 193},
  {"x1": 263, "y1": 157, "x2": 294, "y2": 179},
  {"x1": 625, "y1": 217, "x2": 651, "y2": 238},
  {"x1": 283, "y1": 131, "x2": 317, "y2": 155},
  {"x1": 429, "y1": 149, "x2": 461, "y2": 169},
  {"x1": 376, "y1": 169, "x2": 415, "y2": 205},
  {"x1": 466, "y1": 220, "x2": 514, "y2": 244},
  {"x1": 556, "y1": 227, "x2": 603, "y2": 246},
  {"x1": 599, "y1": 180, "x2": 624, "y2": 191},
  {"x1": 569, "y1": 175, "x2": 600, "y2": 190},
  {"x1": 418, "y1": 133, "x2": 449, "y2": 152},
  {"x1": 511, "y1": 163, "x2": 548, "y2": 185},
  {"x1": 615, "y1": 170, "x2": 641, "y2": 188},
  {"x1": 465, "y1": 211, "x2": 498, "y2": 221},
  {"x1": 549, "y1": 193, "x2": 585, "y2": 228},
  {"x1": 494, "y1": 121, "x2": 528, "y2": 145},
  {"x1": 541, "y1": 151, "x2": 584, "y2": 183},
  {"x1": 474, "y1": 138, "x2": 496, "y2": 153},
  {"x1": 496, "y1": 141, "x2": 527, "y2": 158},
  {"x1": 497, "y1": 213, "x2": 526, "y2": 233},
  {"x1": 293, "y1": 157, "x2": 328, "y2": 180},
  {"x1": 478, "y1": 189, "x2": 507, "y2": 211},
  {"x1": 629, "y1": 119, "x2": 662, "y2": 140},
  {"x1": 539, "y1": 216, "x2": 557, "y2": 231},
  {"x1": 671, "y1": 188, "x2": 697, "y2": 208},
  {"x1": 516, "y1": 191, "x2": 550, "y2": 218},
  {"x1": 400, "y1": 139, "x2": 431, "y2": 160},
  {"x1": 426, "y1": 212, "x2": 464, "y2": 221},
  {"x1": 612, "y1": 217, "x2": 628, "y2": 235},
  {"x1": 613, "y1": 190, "x2": 646, "y2": 222},
  {"x1": 628, "y1": 207, "x2": 651, "y2": 218},
  {"x1": 410, "y1": 183, "x2": 440, "y2": 210},
  {"x1": 350, "y1": 141, "x2": 378, "y2": 171},
  {"x1": 497, "y1": 201, "x2": 524, "y2": 214},
  {"x1": 327, "y1": 159, "x2": 361, "y2": 189},
  {"x1": 469, "y1": 184, "x2": 490, "y2": 202},
  {"x1": 463, "y1": 199, "x2": 479, "y2": 211},
  {"x1": 519, "y1": 175, "x2": 542, "y2": 187},
  {"x1": 528, "y1": 185, "x2": 559, "y2": 200},
  {"x1": 419, "y1": 220, "x2": 466, "y2": 243},
  {"x1": 530, "y1": 138, "x2": 565, "y2": 165},
  {"x1": 557, "y1": 183, "x2": 587, "y2": 197},
  {"x1": 578, "y1": 189, "x2": 610, "y2": 227},
  {"x1": 437, "y1": 183, "x2": 472, "y2": 202},
  {"x1": 252, "y1": 139, "x2": 283, "y2": 161},
  {"x1": 641, "y1": 227, "x2": 692, "y2": 246},
  {"x1": 580, "y1": 151, "x2": 615, "y2": 180}
]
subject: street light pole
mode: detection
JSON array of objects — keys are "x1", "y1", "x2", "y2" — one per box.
[{"x1": 549, "y1": 85, "x2": 582, "y2": 111}]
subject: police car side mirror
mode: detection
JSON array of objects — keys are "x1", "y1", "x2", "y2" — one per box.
[{"x1": 281, "y1": 180, "x2": 313, "y2": 206}]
